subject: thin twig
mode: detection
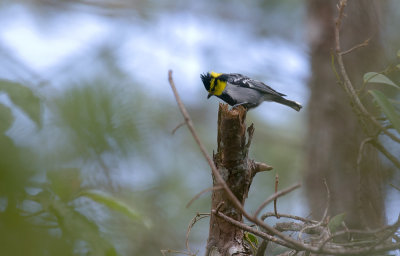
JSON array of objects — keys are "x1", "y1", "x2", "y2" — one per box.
[
  {"x1": 216, "y1": 209, "x2": 400, "y2": 255},
  {"x1": 274, "y1": 174, "x2": 279, "y2": 218},
  {"x1": 318, "y1": 214, "x2": 400, "y2": 251},
  {"x1": 372, "y1": 141, "x2": 400, "y2": 169},
  {"x1": 160, "y1": 249, "x2": 196, "y2": 256},
  {"x1": 255, "y1": 240, "x2": 268, "y2": 256},
  {"x1": 298, "y1": 179, "x2": 330, "y2": 242},
  {"x1": 185, "y1": 213, "x2": 210, "y2": 253},
  {"x1": 261, "y1": 212, "x2": 318, "y2": 224},
  {"x1": 321, "y1": 179, "x2": 330, "y2": 224},
  {"x1": 356, "y1": 137, "x2": 373, "y2": 167},
  {"x1": 274, "y1": 222, "x2": 324, "y2": 234},
  {"x1": 390, "y1": 183, "x2": 400, "y2": 191},
  {"x1": 253, "y1": 183, "x2": 301, "y2": 218},
  {"x1": 171, "y1": 122, "x2": 186, "y2": 135},
  {"x1": 341, "y1": 221, "x2": 351, "y2": 241},
  {"x1": 186, "y1": 185, "x2": 223, "y2": 208},
  {"x1": 212, "y1": 210, "x2": 292, "y2": 248},
  {"x1": 341, "y1": 38, "x2": 370, "y2": 55}
]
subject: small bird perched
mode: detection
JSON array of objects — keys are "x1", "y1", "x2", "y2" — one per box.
[{"x1": 201, "y1": 71, "x2": 302, "y2": 111}]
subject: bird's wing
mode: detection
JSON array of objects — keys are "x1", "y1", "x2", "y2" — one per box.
[{"x1": 227, "y1": 73, "x2": 286, "y2": 97}]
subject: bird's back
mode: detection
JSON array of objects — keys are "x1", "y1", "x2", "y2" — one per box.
[{"x1": 226, "y1": 73, "x2": 285, "y2": 97}]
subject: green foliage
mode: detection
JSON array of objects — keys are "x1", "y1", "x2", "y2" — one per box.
[
  {"x1": 244, "y1": 231, "x2": 259, "y2": 252},
  {"x1": 30, "y1": 172, "x2": 120, "y2": 256},
  {"x1": 0, "y1": 104, "x2": 13, "y2": 133},
  {"x1": 364, "y1": 54, "x2": 400, "y2": 136},
  {"x1": 0, "y1": 79, "x2": 150, "y2": 255},
  {"x1": 0, "y1": 80, "x2": 42, "y2": 127},
  {"x1": 47, "y1": 168, "x2": 82, "y2": 201},
  {"x1": 53, "y1": 81, "x2": 140, "y2": 157},
  {"x1": 363, "y1": 72, "x2": 400, "y2": 90},
  {"x1": 369, "y1": 90, "x2": 400, "y2": 133},
  {"x1": 78, "y1": 189, "x2": 146, "y2": 225},
  {"x1": 328, "y1": 213, "x2": 346, "y2": 233}
]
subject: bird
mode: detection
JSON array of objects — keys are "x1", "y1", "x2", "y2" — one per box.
[{"x1": 200, "y1": 71, "x2": 302, "y2": 111}]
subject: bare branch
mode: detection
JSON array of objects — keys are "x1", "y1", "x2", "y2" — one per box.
[
  {"x1": 253, "y1": 183, "x2": 301, "y2": 218},
  {"x1": 261, "y1": 212, "x2": 318, "y2": 224},
  {"x1": 274, "y1": 222, "x2": 324, "y2": 234},
  {"x1": 212, "y1": 210, "x2": 292, "y2": 248},
  {"x1": 318, "y1": 214, "x2": 400, "y2": 252}
]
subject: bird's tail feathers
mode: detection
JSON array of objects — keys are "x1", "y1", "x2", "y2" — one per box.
[{"x1": 275, "y1": 97, "x2": 302, "y2": 112}]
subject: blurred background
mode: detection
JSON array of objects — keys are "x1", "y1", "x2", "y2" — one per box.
[{"x1": 0, "y1": 0, "x2": 399, "y2": 255}]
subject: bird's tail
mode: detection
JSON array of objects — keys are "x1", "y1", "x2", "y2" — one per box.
[{"x1": 274, "y1": 97, "x2": 302, "y2": 112}]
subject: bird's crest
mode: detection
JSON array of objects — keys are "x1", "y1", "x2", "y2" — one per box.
[{"x1": 200, "y1": 72, "x2": 212, "y2": 91}]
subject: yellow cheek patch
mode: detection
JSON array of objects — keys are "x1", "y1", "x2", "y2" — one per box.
[
  {"x1": 208, "y1": 71, "x2": 226, "y2": 95},
  {"x1": 213, "y1": 79, "x2": 226, "y2": 96}
]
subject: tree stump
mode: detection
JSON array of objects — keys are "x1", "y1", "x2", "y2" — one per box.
[{"x1": 206, "y1": 104, "x2": 272, "y2": 256}]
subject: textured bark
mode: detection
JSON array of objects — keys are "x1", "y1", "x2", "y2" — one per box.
[
  {"x1": 206, "y1": 104, "x2": 266, "y2": 256},
  {"x1": 305, "y1": 0, "x2": 385, "y2": 229}
]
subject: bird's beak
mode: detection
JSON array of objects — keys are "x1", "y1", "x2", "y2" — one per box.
[{"x1": 207, "y1": 93, "x2": 213, "y2": 99}]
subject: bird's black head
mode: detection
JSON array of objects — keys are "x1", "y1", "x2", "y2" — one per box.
[{"x1": 200, "y1": 72, "x2": 212, "y2": 91}]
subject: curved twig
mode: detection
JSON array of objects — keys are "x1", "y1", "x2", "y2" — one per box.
[{"x1": 253, "y1": 183, "x2": 301, "y2": 218}]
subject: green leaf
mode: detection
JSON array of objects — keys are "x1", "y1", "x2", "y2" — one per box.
[
  {"x1": 79, "y1": 190, "x2": 147, "y2": 225},
  {"x1": 369, "y1": 90, "x2": 400, "y2": 133},
  {"x1": 397, "y1": 49, "x2": 400, "y2": 58},
  {"x1": 49, "y1": 199, "x2": 119, "y2": 256},
  {"x1": 244, "y1": 232, "x2": 258, "y2": 252},
  {"x1": 0, "y1": 80, "x2": 41, "y2": 127},
  {"x1": 47, "y1": 168, "x2": 82, "y2": 201},
  {"x1": 245, "y1": 232, "x2": 258, "y2": 246},
  {"x1": 396, "y1": 64, "x2": 400, "y2": 70},
  {"x1": 328, "y1": 213, "x2": 346, "y2": 233},
  {"x1": 0, "y1": 104, "x2": 14, "y2": 133},
  {"x1": 363, "y1": 72, "x2": 400, "y2": 90}
]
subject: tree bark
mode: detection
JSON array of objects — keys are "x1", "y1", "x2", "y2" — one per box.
[
  {"x1": 206, "y1": 104, "x2": 270, "y2": 256},
  {"x1": 305, "y1": 0, "x2": 385, "y2": 229}
]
